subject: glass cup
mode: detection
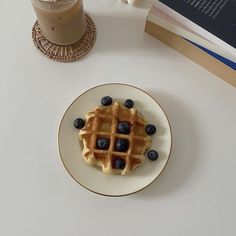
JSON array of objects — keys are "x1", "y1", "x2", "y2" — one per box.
[{"x1": 31, "y1": 0, "x2": 87, "y2": 45}]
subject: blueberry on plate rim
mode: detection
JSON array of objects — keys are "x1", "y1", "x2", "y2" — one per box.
[
  {"x1": 145, "y1": 124, "x2": 156, "y2": 135},
  {"x1": 101, "y1": 96, "x2": 113, "y2": 106},
  {"x1": 124, "y1": 99, "x2": 134, "y2": 108},
  {"x1": 74, "y1": 118, "x2": 85, "y2": 129},
  {"x1": 147, "y1": 150, "x2": 159, "y2": 161}
]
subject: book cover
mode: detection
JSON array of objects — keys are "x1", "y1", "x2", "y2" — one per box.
[
  {"x1": 147, "y1": 6, "x2": 236, "y2": 62},
  {"x1": 145, "y1": 19, "x2": 236, "y2": 88},
  {"x1": 154, "y1": 0, "x2": 236, "y2": 55}
]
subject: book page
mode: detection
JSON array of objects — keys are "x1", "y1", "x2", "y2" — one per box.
[{"x1": 159, "y1": 0, "x2": 236, "y2": 49}]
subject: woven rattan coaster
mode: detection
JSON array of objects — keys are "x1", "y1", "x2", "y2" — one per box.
[{"x1": 32, "y1": 13, "x2": 96, "y2": 62}]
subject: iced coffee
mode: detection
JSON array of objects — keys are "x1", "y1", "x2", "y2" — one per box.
[{"x1": 31, "y1": 0, "x2": 87, "y2": 45}]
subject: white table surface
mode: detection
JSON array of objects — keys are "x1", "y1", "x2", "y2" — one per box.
[{"x1": 1, "y1": 0, "x2": 236, "y2": 235}]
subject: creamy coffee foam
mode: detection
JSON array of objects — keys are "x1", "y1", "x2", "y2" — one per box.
[
  {"x1": 36, "y1": 0, "x2": 75, "y2": 10},
  {"x1": 32, "y1": 0, "x2": 77, "y2": 10},
  {"x1": 40, "y1": 0, "x2": 72, "y2": 3}
]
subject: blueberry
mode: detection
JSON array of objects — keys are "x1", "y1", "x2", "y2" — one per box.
[
  {"x1": 124, "y1": 99, "x2": 134, "y2": 108},
  {"x1": 145, "y1": 124, "x2": 156, "y2": 135},
  {"x1": 115, "y1": 139, "x2": 129, "y2": 152},
  {"x1": 147, "y1": 150, "x2": 159, "y2": 161},
  {"x1": 117, "y1": 122, "x2": 130, "y2": 134},
  {"x1": 96, "y1": 138, "x2": 110, "y2": 150},
  {"x1": 114, "y1": 158, "x2": 126, "y2": 169},
  {"x1": 74, "y1": 118, "x2": 85, "y2": 129},
  {"x1": 101, "y1": 96, "x2": 112, "y2": 106}
]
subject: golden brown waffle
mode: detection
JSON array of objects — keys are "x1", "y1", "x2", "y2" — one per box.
[{"x1": 79, "y1": 102, "x2": 151, "y2": 175}]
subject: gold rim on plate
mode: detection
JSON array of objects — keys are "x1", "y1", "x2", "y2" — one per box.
[{"x1": 58, "y1": 83, "x2": 173, "y2": 197}]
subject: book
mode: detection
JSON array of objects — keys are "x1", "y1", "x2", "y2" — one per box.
[
  {"x1": 145, "y1": 19, "x2": 236, "y2": 88},
  {"x1": 153, "y1": 0, "x2": 236, "y2": 57},
  {"x1": 147, "y1": 6, "x2": 236, "y2": 63},
  {"x1": 188, "y1": 40, "x2": 236, "y2": 70}
]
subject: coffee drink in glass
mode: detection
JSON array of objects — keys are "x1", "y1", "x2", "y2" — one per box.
[{"x1": 31, "y1": 0, "x2": 87, "y2": 45}]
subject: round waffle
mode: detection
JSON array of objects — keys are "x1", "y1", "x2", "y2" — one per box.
[{"x1": 79, "y1": 102, "x2": 152, "y2": 175}]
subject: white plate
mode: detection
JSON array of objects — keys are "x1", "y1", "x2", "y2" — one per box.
[{"x1": 58, "y1": 84, "x2": 172, "y2": 197}]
